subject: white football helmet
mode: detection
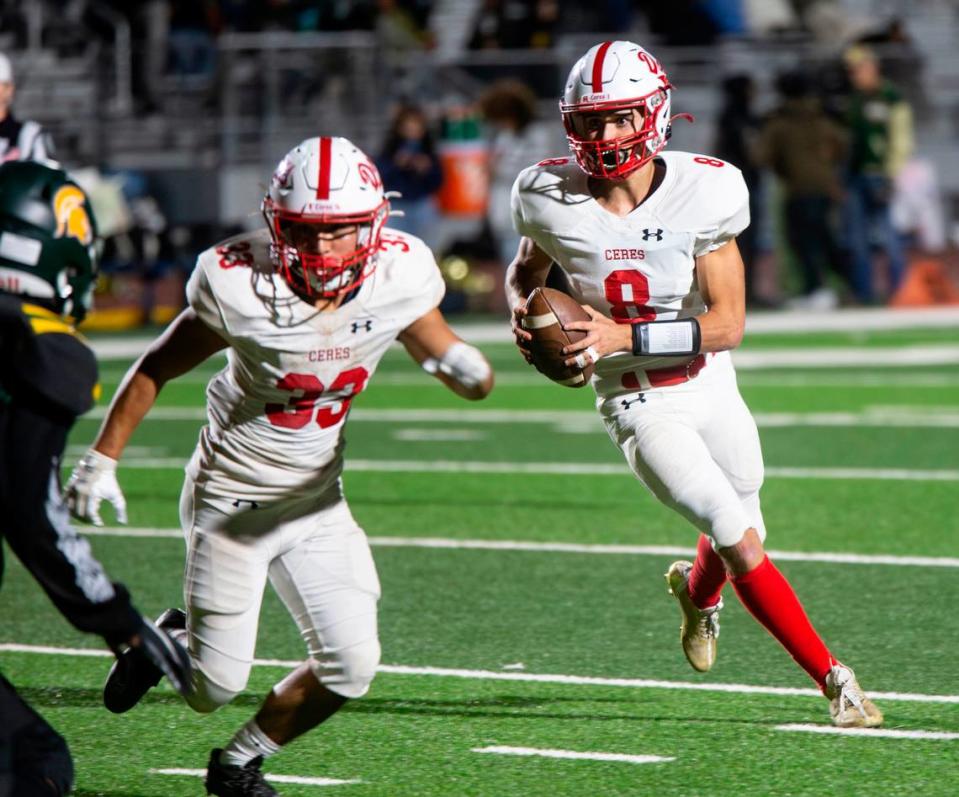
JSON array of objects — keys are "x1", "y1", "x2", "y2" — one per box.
[
  {"x1": 560, "y1": 40, "x2": 674, "y2": 180},
  {"x1": 262, "y1": 136, "x2": 389, "y2": 297}
]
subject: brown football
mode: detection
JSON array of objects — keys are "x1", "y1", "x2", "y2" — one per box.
[{"x1": 522, "y1": 287, "x2": 594, "y2": 388}]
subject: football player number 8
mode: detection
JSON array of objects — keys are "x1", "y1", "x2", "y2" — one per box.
[
  {"x1": 604, "y1": 270, "x2": 656, "y2": 322},
  {"x1": 266, "y1": 367, "x2": 369, "y2": 429}
]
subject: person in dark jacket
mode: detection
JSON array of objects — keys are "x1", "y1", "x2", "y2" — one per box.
[
  {"x1": 756, "y1": 70, "x2": 850, "y2": 308},
  {"x1": 376, "y1": 103, "x2": 443, "y2": 249},
  {"x1": 0, "y1": 160, "x2": 191, "y2": 796}
]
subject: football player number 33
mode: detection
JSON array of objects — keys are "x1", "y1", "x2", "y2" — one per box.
[{"x1": 266, "y1": 367, "x2": 369, "y2": 429}]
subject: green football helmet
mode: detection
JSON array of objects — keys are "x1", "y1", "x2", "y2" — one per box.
[{"x1": 0, "y1": 161, "x2": 99, "y2": 322}]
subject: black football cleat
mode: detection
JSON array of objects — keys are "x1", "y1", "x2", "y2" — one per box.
[
  {"x1": 205, "y1": 748, "x2": 279, "y2": 796},
  {"x1": 103, "y1": 607, "x2": 187, "y2": 713}
]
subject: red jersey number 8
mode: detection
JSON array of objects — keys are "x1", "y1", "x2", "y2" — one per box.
[
  {"x1": 604, "y1": 270, "x2": 656, "y2": 323},
  {"x1": 693, "y1": 156, "x2": 724, "y2": 168}
]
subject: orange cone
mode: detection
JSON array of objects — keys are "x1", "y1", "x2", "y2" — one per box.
[{"x1": 889, "y1": 259, "x2": 959, "y2": 306}]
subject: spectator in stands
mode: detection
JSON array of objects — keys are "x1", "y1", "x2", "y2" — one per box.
[
  {"x1": 842, "y1": 44, "x2": 913, "y2": 303},
  {"x1": 857, "y1": 18, "x2": 930, "y2": 121},
  {"x1": 713, "y1": 75, "x2": 766, "y2": 306},
  {"x1": 756, "y1": 70, "x2": 849, "y2": 309},
  {"x1": 469, "y1": 0, "x2": 558, "y2": 49},
  {"x1": 167, "y1": 0, "x2": 219, "y2": 79},
  {"x1": 478, "y1": 79, "x2": 552, "y2": 268},
  {"x1": 0, "y1": 53, "x2": 55, "y2": 162},
  {"x1": 376, "y1": 103, "x2": 444, "y2": 249}
]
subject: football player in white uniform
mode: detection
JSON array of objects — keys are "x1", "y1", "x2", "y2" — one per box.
[
  {"x1": 66, "y1": 136, "x2": 493, "y2": 796},
  {"x1": 507, "y1": 41, "x2": 881, "y2": 728}
]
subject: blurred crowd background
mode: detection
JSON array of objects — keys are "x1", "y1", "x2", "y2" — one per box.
[{"x1": 2, "y1": 0, "x2": 958, "y2": 328}]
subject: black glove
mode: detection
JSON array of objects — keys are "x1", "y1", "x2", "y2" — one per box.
[{"x1": 130, "y1": 617, "x2": 192, "y2": 697}]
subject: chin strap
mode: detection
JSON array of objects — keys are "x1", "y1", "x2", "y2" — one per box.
[{"x1": 665, "y1": 112, "x2": 695, "y2": 141}]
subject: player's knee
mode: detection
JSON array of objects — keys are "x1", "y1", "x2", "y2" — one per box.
[
  {"x1": 183, "y1": 671, "x2": 245, "y2": 714},
  {"x1": 725, "y1": 462, "x2": 764, "y2": 500},
  {"x1": 717, "y1": 528, "x2": 766, "y2": 576},
  {"x1": 309, "y1": 637, "x2": 381, "y2": 699}
]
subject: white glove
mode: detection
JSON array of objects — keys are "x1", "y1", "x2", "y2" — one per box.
[
  {"x1": 421, "y1": 342, "x2": 491, "y2": 389},
  {"x1": 66, "y1": 449, "x2": 128, "y2": 527}
]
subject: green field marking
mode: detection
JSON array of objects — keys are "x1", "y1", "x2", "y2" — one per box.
[
  {"x1": 1, "y1": 651, "x2": 957, "y2": 797},
  {"x1": 8, "y1": 328, "x2": 955, "y2": 796},
  {"x1": 3, "y1": 538, "x2": 957, "y2": 693},
  {"x1": 68, "y1": 528, "x2": 959, "y2": 570},
  {"x1": 69, "y1": 410, "x2": 959, "y2": 473},
  {"x1": 40, "y1": 466, "x2": 959, "y2": 557}
]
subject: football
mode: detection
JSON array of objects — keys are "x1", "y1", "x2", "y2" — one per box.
[{"x1": 522, "y1": 287, "x2": 594, "y2": 387}]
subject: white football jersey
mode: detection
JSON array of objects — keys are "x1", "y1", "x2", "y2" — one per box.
[
  {"x1": 184, "y1": 226, "x2": 444, "y2": 501},
  {"x1": 511, "y1": 150, "x2": 749, "y2": 398}
]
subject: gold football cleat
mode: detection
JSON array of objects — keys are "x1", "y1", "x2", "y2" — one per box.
[
  {"x1": 665, "y1": 560, "x2": 722, "y2": 673},
  {"x1": 825, "y1": 664, "x2": 884, "y2": 728}
]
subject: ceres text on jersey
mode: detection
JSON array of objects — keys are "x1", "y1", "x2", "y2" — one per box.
[{"x1": 307, "y1": 346, "x2": 351, "y2": 362}]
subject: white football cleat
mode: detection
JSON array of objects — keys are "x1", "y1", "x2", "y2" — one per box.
[
  {"x1": 665, "y1": 560, "x2": 722, "y2": 673},
  {"x1": 824, "y1": 664, "x2": 883, "y2": 728}
]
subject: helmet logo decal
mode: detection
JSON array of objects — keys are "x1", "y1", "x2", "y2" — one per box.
[
  {"x1": 272, "y1": 156, "x2": 295, "y2": 190},
  {"x1": 316, "y1": 136, "x2": 332, "y2": 199},
  {"x1": 591, "y1": 41, "x2": 613, "y2": 92},
  {"x1": 53, "y1": 186, "x2": 93, "y2": 245},
  {"x1": 357, "y1": 161, "x2": 382, "y2": 189},
  {"x1": 637, "y1": 51, "x2": 660, "y2": 74}
]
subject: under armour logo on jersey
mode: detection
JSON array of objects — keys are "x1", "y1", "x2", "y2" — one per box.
[
  {"x1": 641, "y1": 228, "x2": 664, "y2": 242},
  {"x1": 621, "y1": 393, "x2": 646, "y2": 409},
  {"x1": 351, "y1": 319, "x2": 374, "y2": 334}
]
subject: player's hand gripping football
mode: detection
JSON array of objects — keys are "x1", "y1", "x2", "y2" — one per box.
[
  {"x1": 66, "y1": 449, "x2": 128, "y2": 526},
  {"x1": 561, "y1": 306, "x2": 632, "y2": 368},
  {"x1": 510, "y1": 303, "x2": 534, "y2": 364}
]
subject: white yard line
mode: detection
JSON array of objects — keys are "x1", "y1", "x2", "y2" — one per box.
[
  {"x1": 471, "y1": 746, "x2": 674, "y2": 764},
  {"x1": 731, "y1": 346, "x2": 959, "y2": 368},
  {"x1": 64, "y1": 527, "x2": 959, "y2": 568},
  {"x1": 149, "y1": 767, "x2": 360, "y2": 786},
  {"x1": 775, "y1": 724, "x2": 959, "y2": 740},
  {"x1": 122, "y1": 371, "x2": 958, "y2": 388},
  {"x1": 91, "y1": 344, "x2": 959, "y2": 370},
  {"x1": 392, "y1": 428, "x2": 486, "y2": 442},
  {"x1": 2, "y1": 643, "x2": 957, "y2": 705},
  {"x1": 738, "y1": 374, "x2": 959, "y2": 388},
  {"x1": 77, "y1": 455, "x2": 959, "y2": 482},
  {"x1": 87, "y1": 308, "x2": 959, "y2": 360},
  {"x1": 78, "y1": 405, "x2": 959, "y2": 429}
]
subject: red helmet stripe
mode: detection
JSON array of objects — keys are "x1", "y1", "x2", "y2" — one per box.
[
  {"x1": 591, "y1": 41, "x2": 613, "y2": 93},
  {"x1": 316, "y1": 137, "x2": 332, "y2": 199}
]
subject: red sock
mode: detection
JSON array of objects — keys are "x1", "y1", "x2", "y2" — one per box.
[
  {"x1": 687, "y1": 534, "x2": 727, "y2": 609},
  {"x1": 731, "y1": 556, "x2": 835, "y2": 688}
]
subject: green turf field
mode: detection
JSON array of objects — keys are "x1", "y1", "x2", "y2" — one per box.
[{"x1": 3, "y1": 323, "x2": 959, "y2": 796}]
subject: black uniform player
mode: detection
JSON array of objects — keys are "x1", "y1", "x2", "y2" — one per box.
[{"x1": 0, "y1": 161, "x2": 191, "y2": 796}]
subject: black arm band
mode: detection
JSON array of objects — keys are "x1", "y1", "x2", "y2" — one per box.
[{"x1": 631, "y1": 318, "x2": 702, "y2": 357}]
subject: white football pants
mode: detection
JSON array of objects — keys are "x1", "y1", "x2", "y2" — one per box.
[
  {"x1": 600, "y1": 352, "x2": 766, "y2": 549},
  {"x1": 177, "y1": 476, "x2": 381, "y2": 711}
]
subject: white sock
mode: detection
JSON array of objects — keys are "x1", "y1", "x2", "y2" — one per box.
[{"x1": 219, "y1": 719, "x2": 281, "y2": 767}]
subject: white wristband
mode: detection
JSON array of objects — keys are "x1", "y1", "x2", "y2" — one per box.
[
  {"x1": 79, "y1": 448, "x2": 119, "y2": 473},
  {"x1": 422, "y1": 342, "x2": 491, "y2": 388}
]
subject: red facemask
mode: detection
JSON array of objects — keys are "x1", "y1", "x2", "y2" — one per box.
[
  {"x1": 263, "y1": 199, "x2": 388, "y2": 298},
  {"x1": 561, "y1": 88, "x2": 670, "y2": 180}
]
